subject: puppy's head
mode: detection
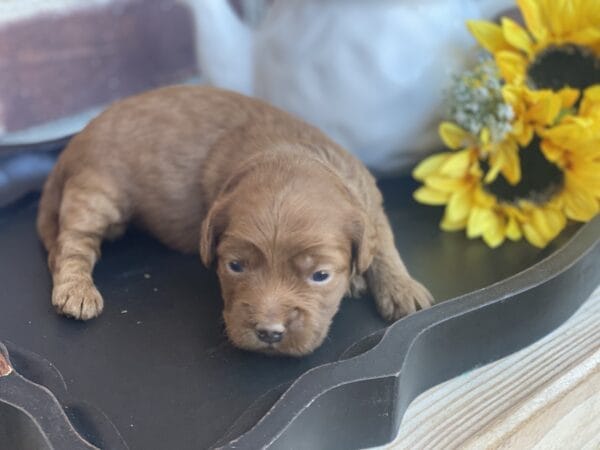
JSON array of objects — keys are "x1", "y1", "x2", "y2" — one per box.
[{"x1": 200, "y1": 160, "x2": 374, "y2": 356}]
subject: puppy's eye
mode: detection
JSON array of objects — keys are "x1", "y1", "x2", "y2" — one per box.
[
  {"x1": 227, "y1": 260, "x2": 244, "y2": 273},
  {"x1": 310, "y1": 270, "x2": 331, "y2": 284}
]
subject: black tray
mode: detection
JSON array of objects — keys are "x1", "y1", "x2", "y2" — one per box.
[
  {"x1": 0, "y1": 341, "x2": 126, "y2": 450},
  {"x1": 0, "y1": 140, "x2": 598, "y2": 449}
]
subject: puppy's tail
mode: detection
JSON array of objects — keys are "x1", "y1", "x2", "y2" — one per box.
[{"x1": 36, "y1": 164, "x2": 63, "y2": 258}]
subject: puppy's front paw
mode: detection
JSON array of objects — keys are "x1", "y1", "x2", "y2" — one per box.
[
  {"x1": 374, "y1": 276, "x2": 433, "y2": 321},
  {"x1": 52, "y1": 279, "x2": 104, "y2": 320}
]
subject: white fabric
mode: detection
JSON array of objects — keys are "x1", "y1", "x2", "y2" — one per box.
[{"x1": 186, "y1": 0, "x2": 514, "y2": 174}]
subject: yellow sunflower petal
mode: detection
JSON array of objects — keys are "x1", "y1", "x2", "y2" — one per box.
[
  {"x1": 506, "y1": 215, "x2": 522, "y2": 240},
  {"x1": 412, "y1": 153, "x2": 451, "y2": 180},
  {"x1": 579, "y1": 85, "x2": 600, "y2": 117},
  {"x1": 466, "y1": 20, "x2": 509, "y2": 53},
  {"x1": 516, "y1": 0, "x2": 548, "y2": 42},
  {"x1": 542, "y1": 122, "x2": 587, "y2": 148},
  {"x1": 502, "y1": 84, "x2": 520, "y2": 106},
  {"x1": 501, "y1": 141, "x2": 522, "y2": 185},
  {"x1": 522, "y1": 223, "x2": 547, "y2": 248},
  {"x1": 423, "y1": 175, "x2": 467, "y2": 192},
  {"x1": 495, "y1": 51, "x2": 528, "y2": 84},
  {"x1": 563, "y1": 182, "x2": 599, "y2": 221},
  {"x1": 482, "y1": 213, "x2": 506, "y2": 248},
  {"x1": 526, "y1": 92, "x2": 562, "y2": 125},
  {"x1": 446, "y1": 189, "x2": 473, "y2": 222},
  {"x1": 439, "y1": 122, "x2": 470, "y2": 150},
  {"x1": 413, "y1": 186, "x2": 450, "y2": 205},
  {"x1": 531, "y1": 208, "x2": 565, "y2": 241},
  {"x1": 545, "y1": 0, "x2": 568, "y2": 37},
  {"x1": 540, "y1": 140, "x2": 566, "y2": 165},
  {"x1": 570, "y1": 27, "x2": 600, "y2": 48},
  {"x1": 569, "y1": 164, "x2": 600, "y2": 193},
  {"x1": 474, "y1": 188, "x2": 497, "y2": 209},
  {"x1": 507, "y1": 204, "x2": 528, "y2": 222},
  {"x1": 466, "y1": 206, "x2": 495, "y2": 238},
  {"x1": 583, "y1": 85, "x2": 600, "y2": 102},
  {"x1": 439, "y1": 149, "x2": 472, "y2": 177},
  {"x1": 484, "y1": 150, "x2": 504, "y2": 184},
  {"x1": 546, "y1": 208, "x2": 567, "y2": 237},
  {"x1": 501, "y1": 17, "x2": 534, "y2": 57},
  {"x1": 484, "y1": 141, "x2": 522, "y2": 185},
  {"x1": 557, "y1": 87, "x2": 580, "y2": 109},
  {"x1": 441, "y1": 212, "x2": 467, "y2": 231},
  {"x1": 560, "y1": 0, "x2": 583, "y2": 37},
  {"x1": 468, "y1": 161, "x2": 484, "y2": 179},
  {"x1": 483, "y1": 229, "x2": 505, "y2": 248},
  {"x1": 515, "y1": 124, "x2": 535, "y2": 147}
]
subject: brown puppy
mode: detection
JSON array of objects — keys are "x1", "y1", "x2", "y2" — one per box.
[{"x1": 37, "y1": 86, "x2": 432, "y2": 356}]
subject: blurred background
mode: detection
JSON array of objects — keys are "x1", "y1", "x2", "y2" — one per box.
[
  {"x1": 0, "y1": 0, "x2": 514, "y2": 173},
  {"x1": 0, "y1": 0, "x2": 198, "y2": 143}
]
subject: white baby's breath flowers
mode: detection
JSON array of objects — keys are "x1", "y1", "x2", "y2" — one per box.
[{"x1": 446, "y1": 59, "x2": 514, "y2": 143}]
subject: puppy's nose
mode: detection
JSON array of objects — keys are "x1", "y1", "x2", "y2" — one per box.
[{"x1": 256, "y1": 326, "x2": 284, "y2": 344}]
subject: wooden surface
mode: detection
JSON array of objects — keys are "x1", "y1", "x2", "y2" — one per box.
[{"x1": 387, "y1": 285, "x2": 600, "y2": 450}]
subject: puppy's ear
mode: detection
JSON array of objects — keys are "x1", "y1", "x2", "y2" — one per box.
[
  {"x1": 348, "y1": 211, "x2": 376, "y2": 275},
  {"x1": 200, "y1": 165, "x2": 254, "y2": 267},
  {"x1": 200, "y1": 197, "x2": 229, "y2": 267}
]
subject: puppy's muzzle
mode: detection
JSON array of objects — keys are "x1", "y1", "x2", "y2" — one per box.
[{"x1": 255, "y1": 323, "x2": 285, "y2": 344}]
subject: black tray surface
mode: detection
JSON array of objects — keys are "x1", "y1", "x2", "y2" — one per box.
[
  {"x1": 0, "y1": 147, "x2": 597, "y2": 448},
  {"x1": 0, "y1": 341, "x2": 127, "y2": 449}
]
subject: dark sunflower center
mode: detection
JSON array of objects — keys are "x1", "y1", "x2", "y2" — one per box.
[
  {"x1": 483, "y1": 138, "x2": 564, "y2": 205},
  {"x1": 527, "y1": 44, "x2": 600, "y2": 91}
]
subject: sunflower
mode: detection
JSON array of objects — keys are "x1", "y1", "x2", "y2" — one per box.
[
  {"x1": 417, "y1": 105, "x2": 596, "y2": 248},
  {"x1": 439, "y1": 60, "x2": 576, "y2": 186},
  {"x1": 467, "y1": 0, "x2": 600, "y2": 90},
  {"x1": 412, "y1": 145, "x2": 567, "y2": 248},
  {"x1": 413, "y1": 1, "x2": 600, "y2": 249},
  {"x1": 540, "y1": 86, "x2": 600, "y2": 222}
]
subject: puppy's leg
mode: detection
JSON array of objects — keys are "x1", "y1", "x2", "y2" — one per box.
[
  {"x1": 367, "y1": 211, "x2": 433, "y2": 321},
  {"x1": 50, "y1": 174, "x2": 127, "y2": 320},
  {"x1": 37, "y1": 171, "x2": 62, "y2": 265}
]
